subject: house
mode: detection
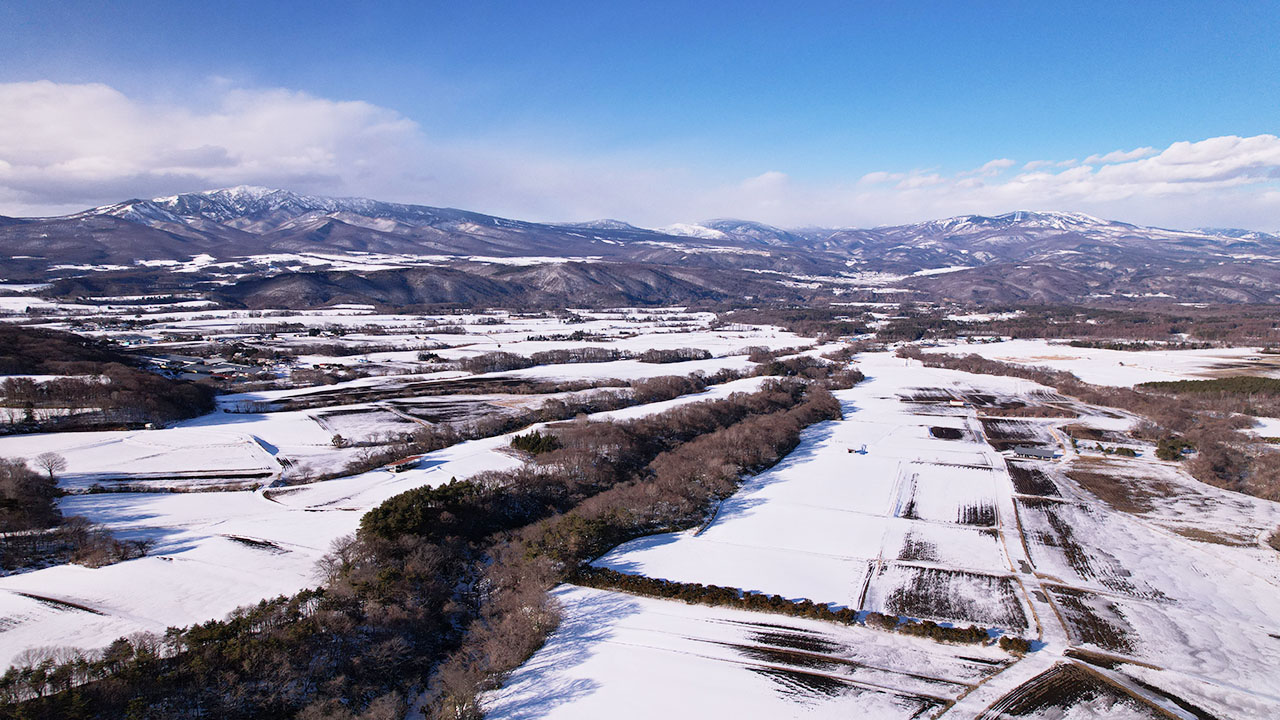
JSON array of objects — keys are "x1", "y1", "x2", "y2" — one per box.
[
  {"x1": 1012, "y1": 445, "x2": 1056, "y2": 460},
  {"x1": 388, "y1": 455, "x2": 424, "y2": 473},
  {"x1": 206, "y1": 362, "x2": 255, "y2": 375}
]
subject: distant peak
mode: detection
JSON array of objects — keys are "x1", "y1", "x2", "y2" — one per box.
[
  {"x1": 568, "y1": 219, "x2": 638, "y2": 231},
  {"x1": 653, "y1": 222, "x2": 730, "y2": 240},
  {"x1": 153, "y1": 185, "x2": 284, "y2": 202}
]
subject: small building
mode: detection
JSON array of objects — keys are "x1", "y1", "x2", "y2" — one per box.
[
  {"x1": 388, "y1": 455, "x2": 424, "y2": 473},
  {"x1": 1012, "y1": 445, "x2": 1056, "y2": 460}
]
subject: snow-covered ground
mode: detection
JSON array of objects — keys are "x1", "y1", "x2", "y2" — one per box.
[
  {"x1": 923, "y1": 338, "x2": 1280, "y2": 387},
  {"x1": 0, "y1": 320, "x2": 786, "y2": 670},
  {"x1": 592, "y1": 355, "x2": 1035, "y2": 629},
  {"x1": 0, "y1": 427, "x2": 279, "y2": 489},
  {"x1": 485, "y1": 584, "x2": 1010, "y2": 720},
  {"x1": 488, "y1": 352, "x2": 1280, "y2": 719},
  {"x1": 6, "y1": 309, "x2": 1280, "y2": 717}
]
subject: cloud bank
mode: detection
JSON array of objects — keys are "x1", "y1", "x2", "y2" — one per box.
[{"x1": 2, "y1": 80, "x2": 1278, "y2": 230}]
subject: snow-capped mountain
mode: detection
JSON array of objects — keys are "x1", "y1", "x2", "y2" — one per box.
[
  {"x1": 1196, "y1": 227, "x2": 1280, "y2": 242},
  {"x1": 5, "y1": 188, "x2": 1280, "y2": 304},
  {"x1": 91, "y1": 186, "x2": 512, "y2": 234},
  {"x1": 653, "y1": 222, "x2": 732, "y2": 241}
]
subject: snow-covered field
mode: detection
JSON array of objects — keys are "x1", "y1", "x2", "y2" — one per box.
[
  {"x1": 0, "y1": 313, "x2": 806, "y2": 670},
  {"x1": 486, "y1": 584, "x2": 1010, "y2": 720},
  {"x1": 4, "y1": 307, "x2": 1280, "y2": 718},
  {"x1": 592, "y1": 355, "x2": 1033, "y2": 628},
  {"x1": 923, "y1": 338, "x2": 1280, "y2": 387},
  {"x1": 488, "y1": 352, "x2": 1280, "y2": 719},
  {"x1": 0, "y1": 427, "x2": 279, "y2": 489}
]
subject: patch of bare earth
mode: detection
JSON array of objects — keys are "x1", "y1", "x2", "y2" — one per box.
[
  {"x1": 977, "y1": 662, "x2": 1168, "y2": 719},
  {"x1": 1067, "y1": 458, "x2": 1178, "y2": 515},
  {"x1": 1169, "y1": 527, "x2": 1256, "y2": 547}
]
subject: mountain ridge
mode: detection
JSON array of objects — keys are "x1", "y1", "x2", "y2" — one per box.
[{"x1": 6, "y1": 186, "x2": 1280, "y2": 305}]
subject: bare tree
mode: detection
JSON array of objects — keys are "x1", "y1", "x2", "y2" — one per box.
[{"x1": 34, "y1": 452, "x2": 67, "y2": 480}]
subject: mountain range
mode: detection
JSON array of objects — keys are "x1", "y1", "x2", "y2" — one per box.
[{"x1": 3, "y1": 186, "x2": 1280, "y2": 306}]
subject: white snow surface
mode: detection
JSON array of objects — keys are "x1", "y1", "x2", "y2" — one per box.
[
  {"x1": 0, "y1": 341, "x2": 779, "y2": 669},
  {"x1": 923, "y1": 338, "x2": 1280, "y2": 387},
  {"x1": 485, "y1": 584, "x2": 1008, "y2": 720},
  {"x1": 490, "y1": 352, "x2": 1280, "y2": 719}
]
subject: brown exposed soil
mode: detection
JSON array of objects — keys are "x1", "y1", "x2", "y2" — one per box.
[
  {"x1": 879, "y1": 565, "x2": 1029, "y2": 630},
  {"x1": 1068, "y1": 463, "x2": 1173, "y2": 514},
  {"x1": 1170, "y1": 527, "x2": 1257, "y2": 547},
  {"x1": 1047, "y1": 586, "x2": 1136, "y2": 654},
  {"x1": 1006, "y1": 460, "x2": 1060, "y2": 496},
  {"x1": 977, "y1": 662, "x2": 1167, "y2": 719}
]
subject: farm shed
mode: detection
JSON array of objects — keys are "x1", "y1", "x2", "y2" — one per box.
[{"x1": 1012, "y1": 445, "x2": 1056, "y2": 460}]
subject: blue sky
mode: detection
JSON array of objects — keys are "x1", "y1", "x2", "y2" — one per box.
[{"x1": 2, "y1": 1, "x2": 1278, "y2": 228}]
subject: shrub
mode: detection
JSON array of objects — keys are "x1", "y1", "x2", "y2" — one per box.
[
  {"x1": 1156, "y1": 437, "x2": 1192, "y2": 461},
  {"x1": 510, "y1": 431, "x2": 561, "y2": 455},
  {"x1": 638, "y1": 348, "x2": 712, "y2": 364},
  {"x1": 998, "y1": 635, "x2": 1033, "y2": 654},
  {"x1": 457, "y1": 352, "x2": 535, "y2": 374}
]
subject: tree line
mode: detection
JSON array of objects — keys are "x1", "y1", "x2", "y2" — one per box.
[
  {"x1": 878, "y1": 303, "x2": 1280, "y2": 346},
  {"x1": 0, "y1": 325, "x2": 214, "y2": 432},
  {"x1": 569, "y1": 566, "x2": 1014, "y2": 648}
]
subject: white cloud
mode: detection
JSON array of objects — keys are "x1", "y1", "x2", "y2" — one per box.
[
  {"x1": 0, "y1": 81, "x2": 421, "y2": 215},
  {"x1": 1, "y1": 80, "x2": 1279, "y2": 231},
  {"x1": 896, "y1": 173, "x2": 945, "y2": 189},
  {"x1": 740, "y1": 170, "x2": 789, "y2": 191},
  {"x1": 961, "y1": 158, "x2": 1015, "y2": 177},
  {"x1": 1083, "y1": 146, "x2": 1157, "y2": 165},
  {"x1": 857, "y1": 171, "x2": 903, "y2": 185}
]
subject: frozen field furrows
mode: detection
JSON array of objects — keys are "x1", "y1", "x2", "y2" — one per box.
[{"x1": 494, "y1": 351, "x2": 1280, "y2": 719}]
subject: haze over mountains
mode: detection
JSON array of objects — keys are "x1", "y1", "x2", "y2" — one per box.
[{"x1": 4, "y1": 186, "x2": 1280, "y2": 306}]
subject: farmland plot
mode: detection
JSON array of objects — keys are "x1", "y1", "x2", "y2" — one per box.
[
  {"x1": 0, "y1": 426, "x2": 278, "y2": 490},
  {"x1": 921, "y1": 338, "x2": 1280, "y2": 387},
  {"x1": 1015, "y1": 498, "x2": 1160, "y2": 597},
  {"x1": 1016, "y1": 468, "x2": 1280, "y2": 702},
  {"x1": 865, "y1": 563, "x2": 1030, "y2": 631},
  {"x1": 887, "y1": 522, "x2": 1009, "y2": 572},
  {"x1": 979, "y1": 417, "x2": 1057, "y2": 452},
  {"x1": 977, "y1": 662, "x2": 1167, "y2": 720},
  {"x1": 893, "y1": 462, "x2": 998, "y2": 527},
  {"x1": 1005, "y1": 460, "x2": 1060, "y2": 497},
  {"x1": 312, "y1": 406, "x2": 422, "y2": 440},
  {"x1": 1046, "y1": 586, "x2": 1140, "y2": 654},
  {"x1": 0, "y1": 317, "x2": 799, "y2": 669},
  {"x1": 484, "y1": 585, "x2": 1011, "y2": 720}
]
